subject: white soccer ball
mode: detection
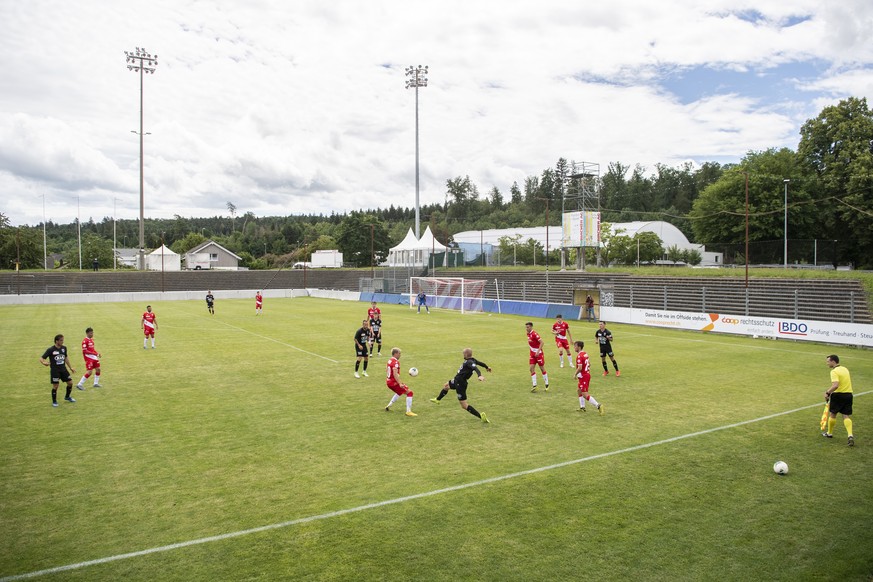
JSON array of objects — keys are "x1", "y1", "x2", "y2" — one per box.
[
  {"x1": 408, "y1": 367, "x2": 419, "y2": 377},
  {"x1": 773, "y1": 461, "x2": 789, "y2": 475}
]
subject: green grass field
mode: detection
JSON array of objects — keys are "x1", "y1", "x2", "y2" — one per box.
[{"x1": 1, "y1": 297, "x2": 871, "y2": 581}]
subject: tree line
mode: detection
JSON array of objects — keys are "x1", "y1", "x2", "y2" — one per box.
[{"x1": 2, "y1": 97, "x2": 871, "y2": 270}]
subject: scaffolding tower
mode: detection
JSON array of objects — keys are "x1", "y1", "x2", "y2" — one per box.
[{"x1": 563, "y1": 161, "x2": 601, "y2": 268}]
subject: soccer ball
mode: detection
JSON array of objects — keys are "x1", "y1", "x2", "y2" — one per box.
[
  {"x1": 408, "y1": 367, "x2": 419, "y2": 377},
  {"x1": 773, "y1": 461, "x2": 789, "y2": 475}
]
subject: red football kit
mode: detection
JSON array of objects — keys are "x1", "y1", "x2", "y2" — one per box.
[
  {"x1": 82, "y1": 337, "x2": 100, "y2": 371},
  {"x1": 528, "y1": 330, "x2": 545, "y2": 366},
  {"x1": 142, "y1": 312, "x2": 157, "y2": 337},
  {"x1": 255, "y1": 293, "x2": 263, "y2": 307},
  {"x1": 576, "y1": 350, "x2": 591, "y2": 392},
  {"x1": 368, "y1": 307, "x2": 381, "y2": 321},
  {"x1": 386, "y1": 356, "x2": 409, "y2": 396},
  {"x1": 552, "y1": 320, "x2": 570, "y2": 349}
]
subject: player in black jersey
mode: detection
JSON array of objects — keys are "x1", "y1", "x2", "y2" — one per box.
[
  {"x1": 39, "y1": 334, "x2": 77, "y2": 407},
  {"x1": 430, "y1": 348, "x2": 492, "y2": 423},
  {"x1": 594, "y1": 321, "x2": 620, "y2": 377},
  {"x1": 353, "y1": 319, "x2": 372, "y2": 378}
]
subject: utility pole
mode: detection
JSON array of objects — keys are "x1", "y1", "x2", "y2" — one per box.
[{"x1": 783, "y1": 179, "x2": 790, "y2": 268}]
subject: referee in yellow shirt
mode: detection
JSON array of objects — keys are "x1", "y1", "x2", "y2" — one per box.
[{"x1": 823, "y1": 354, "x2": 855, "y2": 447}]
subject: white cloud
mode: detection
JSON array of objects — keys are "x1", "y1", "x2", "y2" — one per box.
[{"x1": 0, "y1": 0, "x2": 870, "y2": 226}]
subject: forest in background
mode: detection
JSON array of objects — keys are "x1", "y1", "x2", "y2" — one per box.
[{"x1": 2, "y1": 97, "x2": 872, "y2": 270}]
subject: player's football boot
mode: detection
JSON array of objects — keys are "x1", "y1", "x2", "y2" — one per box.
[
  {"x1": 602, "y1": 371, "x2": 609, "y2": 376},
  {"x1": 530, "y1": 386, "x2": 538, "y2": 393},
  {"x1": 429, "y1": 398, "x2": 440, "y2": 404},
  {"x1": 64, "y1": 397, "x2": 76, "y2": 403},
  {"x1": 361, "y1": 371, "x2": 368, "y2": 377},
  {"x1": 52, "y1": 402, "x2": 58, "y2": 407},
  {"x1": 354, "y1": 372, "x2": 360, "y2": 378},
  {"x1": 615, "y1": 370, "x2": 621, "y2": 377},
  {"x1": 822, "y1": 432, "x2": 833, "y2": 438},
  {"x1": 405, "y1": 411, "x2": 418, "y2": 417},
  {"x1": 598, "y1": 404, "x2": 605, "y2": 416},
  {"x1": 480, "y1": 412, "x2": 490, "y2": 424},
  {"x1": 578, "y1": 407, "x2": 586, "y2": 413},
  {"x1": 544, "y1": 384, "x2": 549, "y2": 392},
  {"x1": 76, "y1": 384, "x2": 85, "y2": 391},
  {"x1": 93, "y1": 383, "x2": 102, "y2": 388},
  {"x1": 848, "y1": 436, "x2": 855, "y2": 446}
]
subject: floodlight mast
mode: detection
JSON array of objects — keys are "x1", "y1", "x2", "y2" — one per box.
[
  {"x1": 125, "y1": 47, "x2": 158, "y2": 270},
  {"x1": 405, "y1": 65, "x2": 428, "y2": 239}
]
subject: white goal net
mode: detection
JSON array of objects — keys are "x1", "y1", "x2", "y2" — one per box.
[{"x1": 409, "y1": 277, "x2": 487, "y2": 314}]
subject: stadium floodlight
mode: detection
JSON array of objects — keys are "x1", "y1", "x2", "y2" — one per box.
[
  {"x1": 125, "y1": 47, "x2": 158, "y2": 270},
  {"x1": 405, "y1": 65, "x2": 428, "y2": 239}
]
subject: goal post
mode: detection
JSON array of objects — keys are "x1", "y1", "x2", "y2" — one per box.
[{"x1": 409, "y1": 277, "x2": 487, "y2": 314}]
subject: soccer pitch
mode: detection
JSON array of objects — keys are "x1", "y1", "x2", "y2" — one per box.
[{"x1": 2, "y1": 297, "x2": 871, "y2": 581}]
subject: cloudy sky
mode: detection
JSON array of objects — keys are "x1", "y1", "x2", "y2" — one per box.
[{"x1": 1, "y1": 0, "x2": 872, "y2": 227}]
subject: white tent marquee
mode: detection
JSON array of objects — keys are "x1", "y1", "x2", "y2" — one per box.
[
  {"x1": 386, "y1": 226, "x2": 447, "y2": 267},
  {"x1": 146, "y1": 245, "x2": 181, "y2": 271}
]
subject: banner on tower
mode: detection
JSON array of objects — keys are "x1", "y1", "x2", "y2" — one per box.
[{"x1": 561, "y1": 211, "x2": 601, "y2": 247}]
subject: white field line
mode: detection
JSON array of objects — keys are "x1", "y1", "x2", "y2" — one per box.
[
  {"x1": 148, "y1": 306, "x2": 340, "y2": 364},
  {"x1": 210, "y1": 319, "x2": 339, "y2": 364},
  {"x1": 4, "y1": 391, "x2": 868, "y2": 582},
  {"x1": 617, "y1": 330, "x2": 842, "y2": 354}
]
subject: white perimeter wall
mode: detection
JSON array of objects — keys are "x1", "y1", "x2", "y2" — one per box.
[
  {"x1": 602, "y1": 305, "x2": 873, "y2": 348},
  {"x1": 0, "y1": 288, "x2": 318, "y2": 306}
]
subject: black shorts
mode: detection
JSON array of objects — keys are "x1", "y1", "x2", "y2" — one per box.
[
  {"x1": 51, "y1": 369, "x2": 71, "y2": 385},
  {"x1": 355, "y1": 345, "x2": 369, "y2": 358},
  {"x1": 448, "y1": 379, "x2": 469, "y2": 401},
  {"x1": 599, "y1": 347, "x2": 614, "y2": 357},
  {"x1": 828, "y1": 392, "x2": 853, "y2": 416}
]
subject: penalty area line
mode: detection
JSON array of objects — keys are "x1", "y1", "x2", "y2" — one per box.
[
  {"x1": 2, "y1": 393, "x2": 868, "y2": 581},
  {"x1": 214, "y1": 320, "x2": 339, "y2": 364}
]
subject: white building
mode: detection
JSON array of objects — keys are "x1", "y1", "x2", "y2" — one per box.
[
  {"x1": 452, "y1": 221, "x2": 722, "y2": 267},
  {"x1": 184, "y1": 241, "x2": 243, "y2": 270}
]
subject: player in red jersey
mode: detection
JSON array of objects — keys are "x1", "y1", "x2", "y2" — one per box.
[
  {"x1": 141, "y1": 305, "x2": 158, "y2": 349},
  {"x1": 255, "y1": 291, "x2": 263, "y2": 315},
  {"x1": 574, "y1": 341, "x2": 603, "y2": 415},
  {"x1": 367, "y1": 301, "x2": 382, "y2": 322},
  {"x1": 525, "y1": 322, "x2": 550, "y2": 392},
  {"x1": 551, "y1": 314, "x2": 574, "y2": 369},
  {"x1": 384, "y1": 347, "x2": 416, "y2": 417},
  {"x1": 368, "y1": 301, "x2": 383, "y2": 356},
  {"x1": 76, "y1": 327, "x2": 102, "y2": 390}
]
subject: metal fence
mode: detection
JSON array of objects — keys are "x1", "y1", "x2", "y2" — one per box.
[
  {"x1": 705, "y1": 239, "x2": 839, "y2": 268},
  {"x1": 600, "y1": 283, "x2": 870, "y2": 324}
]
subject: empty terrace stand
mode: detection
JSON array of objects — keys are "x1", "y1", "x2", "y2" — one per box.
[{"x1": 2, "y1": 269, "x2": 870, "y2": 324}]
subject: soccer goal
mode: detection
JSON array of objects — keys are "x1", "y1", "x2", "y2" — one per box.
[{"x1": 409, "y1": 277, "x2": 488, "y2": 314}]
